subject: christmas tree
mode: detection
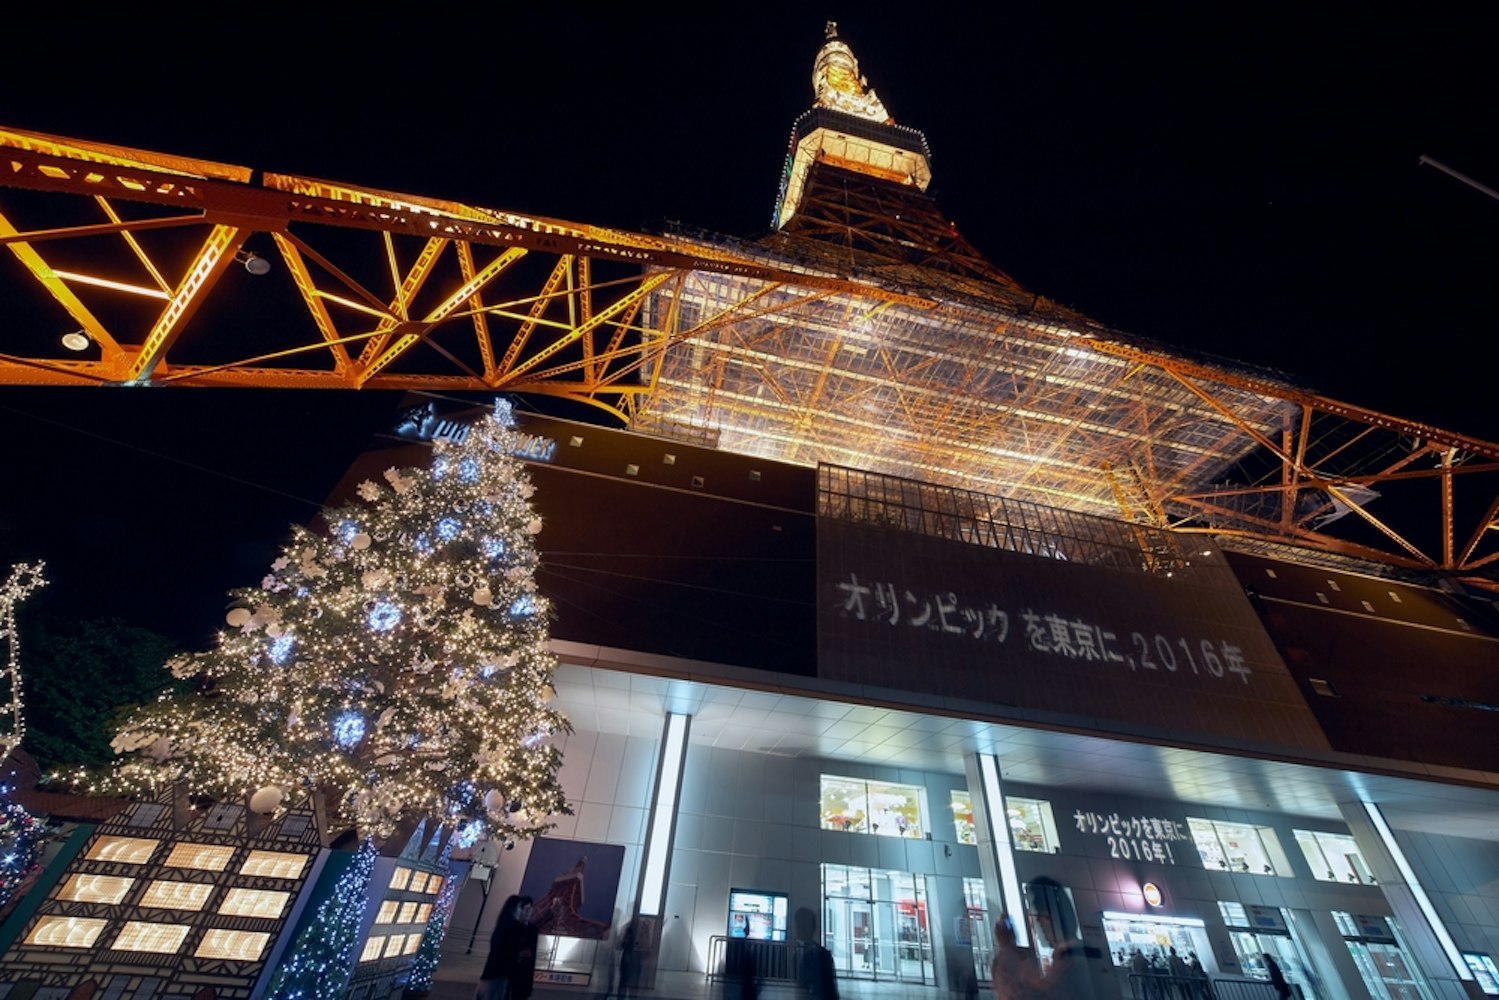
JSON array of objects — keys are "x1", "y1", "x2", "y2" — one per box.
[
  {"x1": 99, "y1": 399, "x2": 571, "y2": 842},
  {"x1": 262, "y1": 839, "x2": 375, "y2": 1000}
]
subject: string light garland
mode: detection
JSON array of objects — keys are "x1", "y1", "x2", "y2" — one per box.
[
  {"x1": 0, "y1": 562, "x2": 47, "y2": 764},
  {"x1": 81, "y1": 400, "x2": 571, "y2": 842},
  {"x1": 263, "y1": 838, "x2": 376, "y2": 1000}
]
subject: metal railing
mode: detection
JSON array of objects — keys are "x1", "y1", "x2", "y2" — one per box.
[
  {"x1": 706, "y1": 937, "x2": 799, "y2": 984},
  {"x1": 819, "y1": 465, "x2": 1192, "y2": 575}
]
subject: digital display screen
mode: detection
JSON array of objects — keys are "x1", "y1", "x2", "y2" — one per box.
[{"x1": 727, "y1": 889, "x2": 788, "y2": 941}]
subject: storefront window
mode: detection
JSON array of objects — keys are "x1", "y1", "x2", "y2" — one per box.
[
  {"x1": 1294, "y1": 829, "x2": 1375, "y2": 884},
  {"x1": 1462, "y1": 953, "x2": 1499, "y2": 996},
  {"x1": 820, "y1": 775, "x2": 925, "y2": 839},
  {"x1": 951, "y1": 791, "x2": 976, "y2": 845},
  {"x1": 1007, "y1": 797, "x2": 1057, "y2": 853},
  {"x1": 1188, "y1": 817, "x2": 1284, "y2": 875},
  {"x1": 1333, "y1": 911, "x2": 1433, "y2": 1000}
]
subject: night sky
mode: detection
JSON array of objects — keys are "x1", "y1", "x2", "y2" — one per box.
[{"x1": 3, "y1": 7, "x2": 1497, "y2": 646}]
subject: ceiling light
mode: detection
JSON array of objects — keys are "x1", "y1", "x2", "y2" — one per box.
[
  {"x1": 236, "y1": 250, "x2": 271, "y2": 276},
  {"x1": 61, "y1": 331, "x2": 90, "y2": 352}
]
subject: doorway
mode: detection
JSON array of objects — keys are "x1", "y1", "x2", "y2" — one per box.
[{"x1": 821, "y1": 864, "x2": 933, "y2": 984}]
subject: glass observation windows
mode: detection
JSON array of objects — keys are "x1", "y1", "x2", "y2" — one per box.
[
  {"x1": 54, "y1": 874, "x2": 134, "y2": 905},
  {"x1": 240, "y1": 850, "x2": 308, "y2": 879},
  {"x1": 1294, "y1": 829, "x2": 1376, "y2": 884},
  {"x1": 195, "y1": 929, "x2": 270, "y2": 961},
  {"x1": 1188, "y1": 818, "x2": 1286, "y2": 875},
  {"x1": 951, "y1": 791, "x2": 976, "y2": 845},
  {"x1": 163, "y1": 842, "x2": 234, "y2": 872},
  {"x1": 820, "y1": 775, "x2": 926, "y2": 839},
  {"x1": 1006, "y1": 797, "x2": 1059, "y2": 853},
  {"x1": 85, "y1": 836, "x2": 158, "y2": 865},
  {"x1": 137, "y1": 880, "x2": 214, "y2": 911},
  {"x1": 25, "y1": 916, "x2": 108, "y2": 948},
  {"x1": 112, "y1": 920, "x2": 191, "y2": 953}
]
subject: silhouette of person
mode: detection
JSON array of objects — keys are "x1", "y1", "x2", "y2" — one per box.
[
  {"x1": 616, "y1": 919, "x2": 641, "y2": 1000},
  {"x1": 794, "y1": 907, "x2": 839, "y2": 1000},
  {"x1": 989, "y1": 914, "x2": 1037, "y2": 1000},
  {"x1": 1168, "y1": 947, "x2": 1188, "y2": 999},
  {"x1": 478, "y1": 894, "x2": 535, "y2": 1000},
  {"x1": 1025, "y1": 877, "x2": 1096, "y2": 1000},
  {"x1": 728, "y1": 937, "x2": 760, "y2": 1000},
  {"x1": 1262, "y1": 954, "x2": 1291, "y2": 1000}
]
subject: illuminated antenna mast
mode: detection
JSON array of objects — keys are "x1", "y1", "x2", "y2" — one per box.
[{"x1": 0, "y1": 563, "x2": 46, "y2": 763}]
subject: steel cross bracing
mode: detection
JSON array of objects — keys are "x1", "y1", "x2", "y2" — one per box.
[{"x1": 2, "y1": 127, "x2": 1496, "y2": 578}]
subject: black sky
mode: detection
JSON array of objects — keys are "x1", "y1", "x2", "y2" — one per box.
[{"x1": 3, "y1": 7, "x2": 1497, "y2": 645}]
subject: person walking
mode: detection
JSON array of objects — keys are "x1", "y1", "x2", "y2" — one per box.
[
  {"x1": 477, "y1": 894, "x2": 535, "y2": 1000},
  {"x1": 989, "y1": 914, "x2": 1037, "y2": 1000},
  {"x1": 1263, "y1": 955, "x2": 1291, "y2": 1000}
]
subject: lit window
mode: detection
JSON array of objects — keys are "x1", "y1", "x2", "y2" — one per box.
[
  {"x1": 950, "y1": 791, "x2": 976, "y2": 845},
  {"x1": 112, "y1": 921, "x2": 191, "y2": 953},
  {"x1": 240, "y1": 850, "x2": 308, "y2": 879},
  {"x1": 415, "y1": 903, "x2": 433, "y2": 923},
  {"x1": 85, "y1": 836, "x2": 159, "y2": 865},
  {"x1": 361, "y1": 937, "x2": 386, "y2": 962},
  {"x1": 1294, "y1": 830, "x2": 1375, "y2": 884},
  {"x1": 195, "y1": 928, "x2": 270, "y2": 961},
  {"x1": 1006, "y1": 798, "x2": 1059, "y2": 853},
  {"x1": 55, "y1": 874, "x2": 134, "y2": 905},
  {"x1": 389, "y1": 867, "x2": 413, "y2": 890},
  {"x1": 426, "y1": 875, "x2": 444, "y2": 896},
  {"x1": 377, "y1": 900, "x2": 400, "y2": 924},
  {"x1": 819, "y1": 775, "x2": 926, "y2": 838},
  {"x1": 405, "y1": 935, "x2": 422, "y2": 955},
  {"x1": 25, "y1": 916, "x2": 107, "y2": 948},
  {"x1": 138, "y1": 881, "x2": 213, "y2": 911},
  {"x1": 164, "y1": 843, "x2": 233, "y2": 872},
  {"x1": 398, "y1": 902, "x2": 419, "y2": 924},
  {"x1": 1188, "y1": 818, "x2": 1285, "y2": 875},
  {"x1": 219, "y1": 888, "x2": 290, "y2": 919},
  {"x1": 384, "y1": 934, "x2": 407, "y2": 957}
]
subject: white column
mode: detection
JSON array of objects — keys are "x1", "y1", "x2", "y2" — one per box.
[
  {"x1": 1340, "y1": 800, "x2": 1477, "y2": 1000},
  {"x1": 965, "y1": 752, "x2": 1028, "y2": 947}
]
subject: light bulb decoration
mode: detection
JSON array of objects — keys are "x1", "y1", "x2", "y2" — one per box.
[
  {"x1": 83, "y1": 400, "x2": 571, "y2": 843},
  {"x1": 0, "y1": 562, "x2": 46, "y2": 764}
]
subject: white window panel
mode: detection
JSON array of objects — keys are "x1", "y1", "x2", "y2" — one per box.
[
  {"x1": 85, "y1": 836, "x2": 158, "y2": 865},
  {"x1": 239, "y1": 850, "x2": 307, "y2": 879},
  {"x1": 25, "y1": 916, "x2": 107, "y2": 948},
  {"x1": 112, "y1": 921, "x2": 191, "y2": 953},
  {"x1": 138, "y1": 880, "x2": 213, "y2": 911},
  {"x1": 219, "y1": 888, "x2": 290, "y2": 919},
  {"x1": 195, "y1": 928, "x2": 270, "y2": 962},
  {"x1": 164, "y1": 843, "x2": 233, "y2": 872},
  {"x1": 55, "y1": 874, "x2": 134, "y2": 905}
]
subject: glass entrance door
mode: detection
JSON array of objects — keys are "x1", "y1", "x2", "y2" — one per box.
[{"x1": 822, "y1": 864, "x2": 932, "y2": 984}]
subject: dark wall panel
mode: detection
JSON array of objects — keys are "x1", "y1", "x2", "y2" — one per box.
[{"x1": 818, "y1": 522, "x2": 1329, "y2": 754}]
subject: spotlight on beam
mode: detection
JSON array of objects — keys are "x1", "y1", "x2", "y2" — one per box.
[
  {"x1": 61, "y1": 331, "x2": 91, "y2": 352},
  {"x1": 236, "y1": 250, "x2": 272, "y2": 276}
]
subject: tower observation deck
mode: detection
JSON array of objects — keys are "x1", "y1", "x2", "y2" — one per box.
[{"x1": 0, "y1": 23, "x2": 1495, "y2": 577}]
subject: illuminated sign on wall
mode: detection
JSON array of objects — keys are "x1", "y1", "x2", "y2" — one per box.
[
  {"x1": 394, "y1": 401, "x2": 556, "y2": 462},
  {"x1": 816, "y1": 519, "x2": 1327, "y2": 753},
  {"x1": 1142, "y1": 883, "x2": 1163, "y2": 907},
  {"x1": 1074, "y1": 811, "x2": 1189, "y2": 865}
]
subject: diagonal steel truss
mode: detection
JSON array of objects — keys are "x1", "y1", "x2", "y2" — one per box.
[{"x1": 1, "y1": 126, "x2": 1495, "y2": 578}]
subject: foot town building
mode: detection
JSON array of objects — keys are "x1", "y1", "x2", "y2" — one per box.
[{"x1": 1, "y1": 21, "x2": 1497, "y2": 1000}]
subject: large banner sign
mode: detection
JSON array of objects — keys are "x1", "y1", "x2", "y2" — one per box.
[{"x1": 817, "y1": 519, "x2": 1329, "y2": 753}]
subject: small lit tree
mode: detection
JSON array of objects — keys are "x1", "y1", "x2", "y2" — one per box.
[{"x1": 101, "y1": 399, "x2": 570, "y2": 842}]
